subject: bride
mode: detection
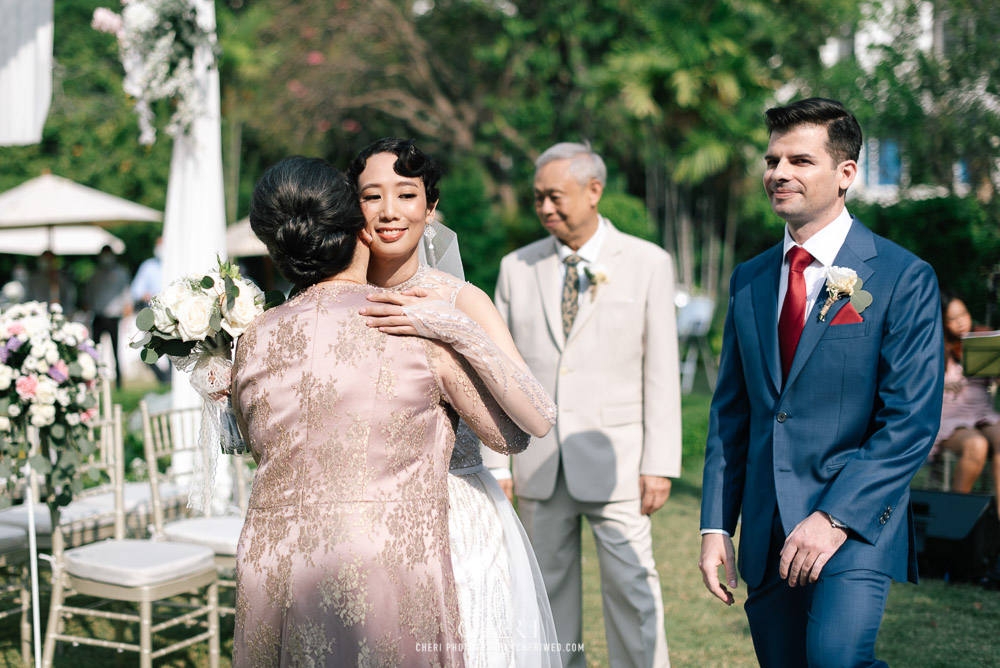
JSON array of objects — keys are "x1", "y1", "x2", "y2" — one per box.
[{"x1": 348, "y1": 138, "x2": 562, "y2": 667}]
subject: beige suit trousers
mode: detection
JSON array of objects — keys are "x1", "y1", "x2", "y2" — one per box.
[{"x1": 518, "y1": 467, "x2": 669, "y2": 668}]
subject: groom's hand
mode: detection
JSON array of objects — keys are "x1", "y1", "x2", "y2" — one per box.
[
  {"x1": 779, "y1": 511, "x2": 849, "y2": 587},
  {"x1": 699, "y1": 533, "x2": 737, "y2": 605}
]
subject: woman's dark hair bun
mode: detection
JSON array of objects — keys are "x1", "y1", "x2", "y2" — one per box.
[
  {"x1": 249, "y1": 157, "x2": 365, "y2": 287},
  {"x1": 346, "y1": 137, "x2": 442, "y2": 206}
]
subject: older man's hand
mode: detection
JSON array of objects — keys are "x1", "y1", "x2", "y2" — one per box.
[{"x1": 639, "y1": 475, "x2": 671, "y2": 515}]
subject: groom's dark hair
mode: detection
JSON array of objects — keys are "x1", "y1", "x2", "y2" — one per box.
[
  {"x1": 765, "y1": 97, "x2": 863, "y2": 165},
  {"x1": 249, "y1": 156, "x2": 365, "y2": 287},
  {"x1": 346, "y1": 138, "x2": 442, "y2": 207}
]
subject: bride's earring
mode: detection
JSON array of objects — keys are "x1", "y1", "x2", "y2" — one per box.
[{"x1": 423, "y1": 224, "x2": 437, "y2": 255}]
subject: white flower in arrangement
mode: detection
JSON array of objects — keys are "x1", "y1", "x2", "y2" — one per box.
[
  {"x1": 65, "y1": 413, "x2": 81, "y2": 427},
  {"x1": 201, "y1": 273, "x2": 226, "y2": 298},
  {"x1": 56, "y1": 388, "x2": 71, "y2": 407},
  {"x1": 175, "y1": 293, "x2": 216, "y2": 342},
  {"x1": 78, "y1": 354, "x2": 98, "y2": 381},
  {"x1": 28, "y1": 404, "x2": 56, "y2": 428},
  {"x1": 0, "y1": 416, "x2": 9, "y2": 432},
  {"x1": 0, "y1": 365, "x2": 13, "y2": 391},
  {"x1": 34, "y1": 377, "x2": 59, "y2": 406},
  {"x1": 8, "y1": 404, "x2": 21, "y2": 418},
  {"x1": 222, "y1": 282, "x2": 263, "y2": 337}
]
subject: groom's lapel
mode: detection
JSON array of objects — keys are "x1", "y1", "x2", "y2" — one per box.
[
  {"x1": 752, "y1": 244, "x2": 783, "y2": 394},
  {"x1": 783, "y1": 218, "x2": 877, "y2": 391},
  {"x1": 534, "y1": 238, "x2": 565, "y2": 351}
]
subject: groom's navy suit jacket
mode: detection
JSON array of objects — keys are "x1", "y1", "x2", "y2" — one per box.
[{"x1": 701, "y1": 218, "x2": 944, "y2": 588}]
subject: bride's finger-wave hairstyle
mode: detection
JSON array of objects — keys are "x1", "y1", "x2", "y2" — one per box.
[
  {"x1": 249, "y1": 156, "x2": 365, "y2": 287},
  {"x1": 346, "y1": 137, "x2": 442, "y2": 206}
]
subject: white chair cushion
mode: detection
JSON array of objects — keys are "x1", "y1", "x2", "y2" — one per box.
[
  {"x1": 0, "y1": 525, "x2": 27, "y2": 552},
  {"x1": 162, "y1": 517, "x2": 243, "y2": 556},
  {"x1": 0, "y1": 500, "x2": 113, "y2": 535},
  {"x1": 122, "y1": 481, "x2": 186, "y2": 513},
  {"x1": 64, "y1": 539, "x2": 215, "y2": 587}
]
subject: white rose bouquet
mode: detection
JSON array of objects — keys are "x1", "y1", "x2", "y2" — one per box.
[
  {"x1": 133, "y1": 258, "x2": 283, "y2": 460},
  {"x1": 0, "y1": 302, "x2": 105, "y2": 510}
]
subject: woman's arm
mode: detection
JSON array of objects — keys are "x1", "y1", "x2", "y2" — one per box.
[
  {"x1": 363, "y1": 285, "x2": 555, "y2": 438},
  {"x1": 430, "y1": 341, "x2": 530, "y2": 455}
]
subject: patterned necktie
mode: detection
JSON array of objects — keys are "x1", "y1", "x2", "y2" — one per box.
[
  {"x1": 777, "y1": 246, "x2": 814, "y2": 381},
  {"x1": 561, "y1": 255, "x2": 582, "y2": 339}
]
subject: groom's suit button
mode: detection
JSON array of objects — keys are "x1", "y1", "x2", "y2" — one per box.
[{"x1": 776, "y1": 412, "x2": 788, "y2": 423}]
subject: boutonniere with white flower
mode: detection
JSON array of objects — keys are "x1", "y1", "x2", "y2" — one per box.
[
  {"x1": 583, "y1": 264, "x2": 610, "y2": 297},
  {"x1": 819, "y1": 266, "x2": 874, "y2": 321}
]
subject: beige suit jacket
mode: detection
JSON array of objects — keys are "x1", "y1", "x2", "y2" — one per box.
[{"x1": 482, "y1": 222, "x2": 682, "y2": 502}]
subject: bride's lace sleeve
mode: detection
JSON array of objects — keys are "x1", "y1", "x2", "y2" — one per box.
[
  {"x1": 431, "y1": 343, "x2": 530, "y2": 455},
  {"x1": 405, "y1": 300, "x2": 556, "y2": 437}
]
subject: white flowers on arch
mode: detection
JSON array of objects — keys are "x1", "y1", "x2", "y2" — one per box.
[{"x1": 92, "y1": 0, "x2": 218, "y2": 145}]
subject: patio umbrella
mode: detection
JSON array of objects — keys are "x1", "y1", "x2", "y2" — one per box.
[
  {"x1": 227, "y1": 217, "x2": 266, "y2": 257},
  {"x1": 0, "y1": 174, "x2": 160, "y2": 304},
  {"x1": 0, "y1": 225, "x2": 125, "y2": 256},
  {"x1": 0, "y1": 173, "x2": 162, "y2": 230}
]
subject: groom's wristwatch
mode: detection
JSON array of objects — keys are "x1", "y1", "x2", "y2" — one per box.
[{"x1": 825, "y1": 513, "x2": 849, "y2": 530}]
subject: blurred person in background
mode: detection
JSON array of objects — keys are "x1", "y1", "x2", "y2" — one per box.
[
  {"x1": 28, "y1": 250, "x2": 76, "y2": 310},
  {"x1": 130, "y1": 235, "x2": 162, "y2": 308},
  {"x1": 130, "y1": 236, "x2": 169, "y2": 383},
  {"x1": 935, "y1": 292, "x2": 1000, "y2": 504},
  {"x1": 0, "y1": 263, "x2": 29, "y2": 306},
  {"x1": 85, "y1": 245, "x2": 132, "y2": 389}
]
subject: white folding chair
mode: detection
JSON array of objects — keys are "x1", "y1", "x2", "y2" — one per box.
[
  {"x1": 141, "y1": 399, "x2": 251, "y2": 616},
  {"x1": 0, "y1": 474, "x2": 32, "y2": 665},
  {"x1": 41, "y1": 405, "x2": 220, "y2": 668}
]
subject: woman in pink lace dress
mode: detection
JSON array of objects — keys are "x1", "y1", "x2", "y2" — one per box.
[{"x1": 231, "y1": 157, "x2": 548, "y2": 667}]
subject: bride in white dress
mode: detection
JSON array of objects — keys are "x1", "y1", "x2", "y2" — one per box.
[{"x1": 349, "y1": 138, "x2": 562, "y2": 668}]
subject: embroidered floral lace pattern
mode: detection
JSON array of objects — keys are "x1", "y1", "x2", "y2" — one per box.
[
  {"x1": 404, "y1": 300, "x2": 557, "y2": 435},
  {"x1": 231, "y1": 283, "x2": 533, "y2": 667}
]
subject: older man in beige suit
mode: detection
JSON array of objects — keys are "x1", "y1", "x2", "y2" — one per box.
[{"x1": 483, "y1": 142, "x2": 681, "y2": 668}]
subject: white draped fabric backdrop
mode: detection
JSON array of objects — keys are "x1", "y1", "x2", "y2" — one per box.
[
  {"x1": 161, "y1": 0, "x2": 233, "y2": 513},
  {"x1": 0, "y1": 0, "x2": 52, "y2": 146}
]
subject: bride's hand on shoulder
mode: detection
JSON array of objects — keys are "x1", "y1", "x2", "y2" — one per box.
[{"x1": 360, "y1": 287, "x2": 444, "y2": 335}]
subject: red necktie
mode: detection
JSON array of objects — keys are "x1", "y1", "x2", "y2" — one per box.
[{"x1": 778, "y1": 246, "x2": 814, "y2": 381}]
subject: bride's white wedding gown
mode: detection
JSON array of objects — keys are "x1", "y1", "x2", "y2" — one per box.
[{"x1": 393, "y1": 266, "x2": 562, "y2": 668}]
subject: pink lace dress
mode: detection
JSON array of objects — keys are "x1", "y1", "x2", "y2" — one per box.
[{"x1": 231, "y1": 282, "x2": 529, "y2": 667}]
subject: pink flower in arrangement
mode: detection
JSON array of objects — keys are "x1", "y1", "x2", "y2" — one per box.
[
  {"x1": 91, "y1": 8, "x2": 124, "y2": 38},
  {"x1": 342, "y1": 119, "x2": 361, "y2": 133},
  {"x1": 48, "y1": 360, "x2": 70, "y2": 383},
  {"x1": 316, "y1": 119, "x2": 332, "y2": 133},
  {"x1": 80, "y1": 407, "x2": 99, "y2": 424},
  {"x1": 7, "y1": 323, "x2": 24, "y2": 337},
  {"x1": 306, "y1": 51, "x2": 325, "y2": 66},
  {"x1": 15, "y1": 375, "x2": 38, "y2": 399},
  {"x1": 287, "y1": 80, "x2": 307, "y2": 99}
]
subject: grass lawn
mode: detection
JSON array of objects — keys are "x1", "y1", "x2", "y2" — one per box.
[{"x1": 1, "y1": 392, "x2": 997, "y2": 666}]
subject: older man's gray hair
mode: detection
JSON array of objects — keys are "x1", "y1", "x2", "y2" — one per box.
[{"x1": 535, "y1": 142, "x2": 607, "y2": 186}]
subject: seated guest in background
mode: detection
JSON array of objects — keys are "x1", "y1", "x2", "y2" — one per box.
[{"x1": 935, "y1": 293, "x2": 1000, "y2": 502}]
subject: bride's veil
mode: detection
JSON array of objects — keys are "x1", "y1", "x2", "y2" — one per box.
[{"x1": 418, "y1": 216, "x2": 465, "y2": 280}]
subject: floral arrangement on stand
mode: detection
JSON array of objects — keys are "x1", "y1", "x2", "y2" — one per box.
[
  {"x1": 92, "y1": 0, "x2": 218, "y2": 145},
  {"x1": 0, "y1": 302, "x2": 104, "y2": 511}
]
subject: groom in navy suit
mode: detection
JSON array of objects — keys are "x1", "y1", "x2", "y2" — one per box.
[{"x1": 699, "y1": 98, "x2": 944, "y2": 667}]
